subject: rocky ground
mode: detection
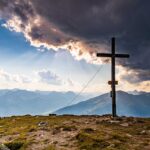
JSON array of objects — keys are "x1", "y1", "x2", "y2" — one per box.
[{"x1": 0, "y1": 115, "x2": 150, "y2": 150}]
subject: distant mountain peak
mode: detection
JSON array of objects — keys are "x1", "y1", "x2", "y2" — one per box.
[{"x1": 54, "y1": 91, "x2": 150, "y2": 117}]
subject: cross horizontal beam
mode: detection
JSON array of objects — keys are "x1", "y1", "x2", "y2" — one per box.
[
  {"x1": 115, "y1": 54, "x2": 130, "y2": 58},
  {"x1": 96, "y1": 53, "x2": 112, "y2": 57},
  {"x1": 97, "y1": 53, "x2": 129, "y2": 58}
]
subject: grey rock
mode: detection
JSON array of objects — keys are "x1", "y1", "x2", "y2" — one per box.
[
  {"x1": 38, "y1": 122, "x2": 48, "y2": 127},
  {"x1": 120, "y1": 123, "x2": 129, "y2": 127}
]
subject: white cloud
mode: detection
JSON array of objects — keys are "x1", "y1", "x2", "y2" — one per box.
[
  {"x1": 37, "y1": 70, "x2": 62, "y2": 85},
  {"x1": 0, "y1": 68, "x2": 78, "y2": 92},
  {"x1": 0, "y1": 69, "x2": 31, "y2": 83},
  {"x1": 36, "y1": 69, "x2": 75, "y2": 87},
  {"x1": 66, "y1": 78, "x2": 74, "y2": 87}
]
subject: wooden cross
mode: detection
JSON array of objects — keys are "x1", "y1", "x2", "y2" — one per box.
[{"x1": 97, "y1": 37, "x2": 129, "y2": 117}]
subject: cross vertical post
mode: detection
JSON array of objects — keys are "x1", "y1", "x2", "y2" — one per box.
[
  {"x1": 111, "y1": 37, "x2": 116, "y2": 117},
  {"x1": 97, "y1": 37, "x2": 129, "y2": 117}
]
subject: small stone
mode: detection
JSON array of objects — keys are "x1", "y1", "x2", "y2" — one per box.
[
  {"x1": 7, "y1": 137, "x2": 12, "y2": 141},
  {"x1": 137, "y1": 120, "x2": 145, "y2": 123},
  {"x1": 109, "y1": 120, "x2": 120, "y2": 123},
  {"x1": 120, "y1": 123, "x2": 129, "y2": 127},
  {"x1": 52, "y1": 128, "x2": 61, "y2": 135},
  {"x1": 107, "y1": 144, "x2": 115, "y2": 148},
  {"x1": 38, "y1": 121, "x2": 48, "y2": 127},
  {"x1": 53, "y1": 141, "x2": 58, "y2": 144},
  {"x1": 126, "y1": 133, "x2": 132, "y2": 137},
  {"x1": 96, "y1": 121, "x2": 101, "y2": 124},
  {"x1": 115, "y1": 117, "x2": 124, "y2": 121},
  {"x1": 39, "y1": 133, "x2": 44, "y2": 137},
  {"x1": 133, "y1": 118, "x2": 138, "y2": 123},
  {"x1": 83, "y1": 128, "x2": 94, "y2": 133},
  {"x1": 49, "y1": 114, "x2": 57, "y2": 116},
  {"x1": 85, "y1": 121, "x2": 89, "y2": 124},
  {"x1": 140, "y1": 130, "x2": 147, "y2": 135}
]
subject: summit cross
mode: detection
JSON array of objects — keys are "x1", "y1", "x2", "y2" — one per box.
[{"x1": 97, "y1": 37, "x2": 129, "y2": 117}]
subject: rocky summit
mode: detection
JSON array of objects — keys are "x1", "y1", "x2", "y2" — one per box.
[{"x1": 0, "y1": 115, "x2": 150, "y2": 150}]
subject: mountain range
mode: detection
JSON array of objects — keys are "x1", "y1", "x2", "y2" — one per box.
[
  {"x1": 0, "y1": 89, "x2": 87, "y2": 116},
  {"x1": 0, "y1": 89, "x2": 149, "y2": 117},
  {"x1": 54, "y1": 91, "x2": 150, "y2": 117}
]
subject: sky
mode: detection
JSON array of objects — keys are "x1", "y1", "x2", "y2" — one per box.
[{"x1": 0, "y1": 0, "x2": 149, "y2": 94}]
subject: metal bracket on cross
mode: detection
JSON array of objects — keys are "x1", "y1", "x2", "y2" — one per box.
[{"x1": 108, "y1": 81, "x2": 118, "y2": 85}]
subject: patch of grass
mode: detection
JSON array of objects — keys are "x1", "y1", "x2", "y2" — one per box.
[
  {"x1": 44, "y1": 145, "x2": 56, "y2": 150},
  {"x1": 0, "y1": 116, "x2": 73, "y2": 136},
  {"x1": 4, "y1": 138, "x2": 33, "y2": 150},
  {"x1": 145, "y1": 125, "x2": 150, "y2": 130},
  {"x1": 111, "y1": 133, "x2": 128, "y2": 142},
  {"x1": 76, "y1": 132, "x2": 110, "y2": 150},
  {"x1": 0, "y1": 144, "x2": 9, "y2": 150},
  {"x1": 83, "y1": 128, "x2": 94, "y2": 133},
  {"x1": 53, "y1": 125, "x2": 77, "y2": 132},
  {"x1": 4, "y1": 141, "x2": 24, "y2": 150},
  {"x1": 28, "y1": 126, "x2": 36, "y2": 132},
  {"x1": 62, "y1": 125, "x2": 77, "y2": 131}
]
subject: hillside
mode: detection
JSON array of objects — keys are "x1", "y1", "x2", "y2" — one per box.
[
  {"x1": 0, "y1": 115, "x2": 150, "y2": 150},
  {"x1": 55, "y1": 91, "x2": 150, "y2": 117}
]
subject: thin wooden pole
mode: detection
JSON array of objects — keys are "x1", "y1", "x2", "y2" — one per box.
[{"x1": 111, "y1": 37, "x2": 116, "y2": 117}]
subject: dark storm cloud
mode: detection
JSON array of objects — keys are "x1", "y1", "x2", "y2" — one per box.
[
  {"x1": 120, "y1": 69, "x2": 150, "y2": 83},
  {"x1": 29, "y1": 0, "x2": 150, "y2": 81},
  {"x1": 0, "y1": 0, "x2": 35, "y2": 28},
  {"x1": 29, "y1": 26, "x2": 44, "y2": 40},
  {"x1": 13, "y1": 1, "x2": 34, "y2": 22},
  {"x1": 0, "y1": 0, "x2": 150, "y2": 82},
  {"x1": 32, "y1": 0, "x2": 150, "y2": 66}
]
